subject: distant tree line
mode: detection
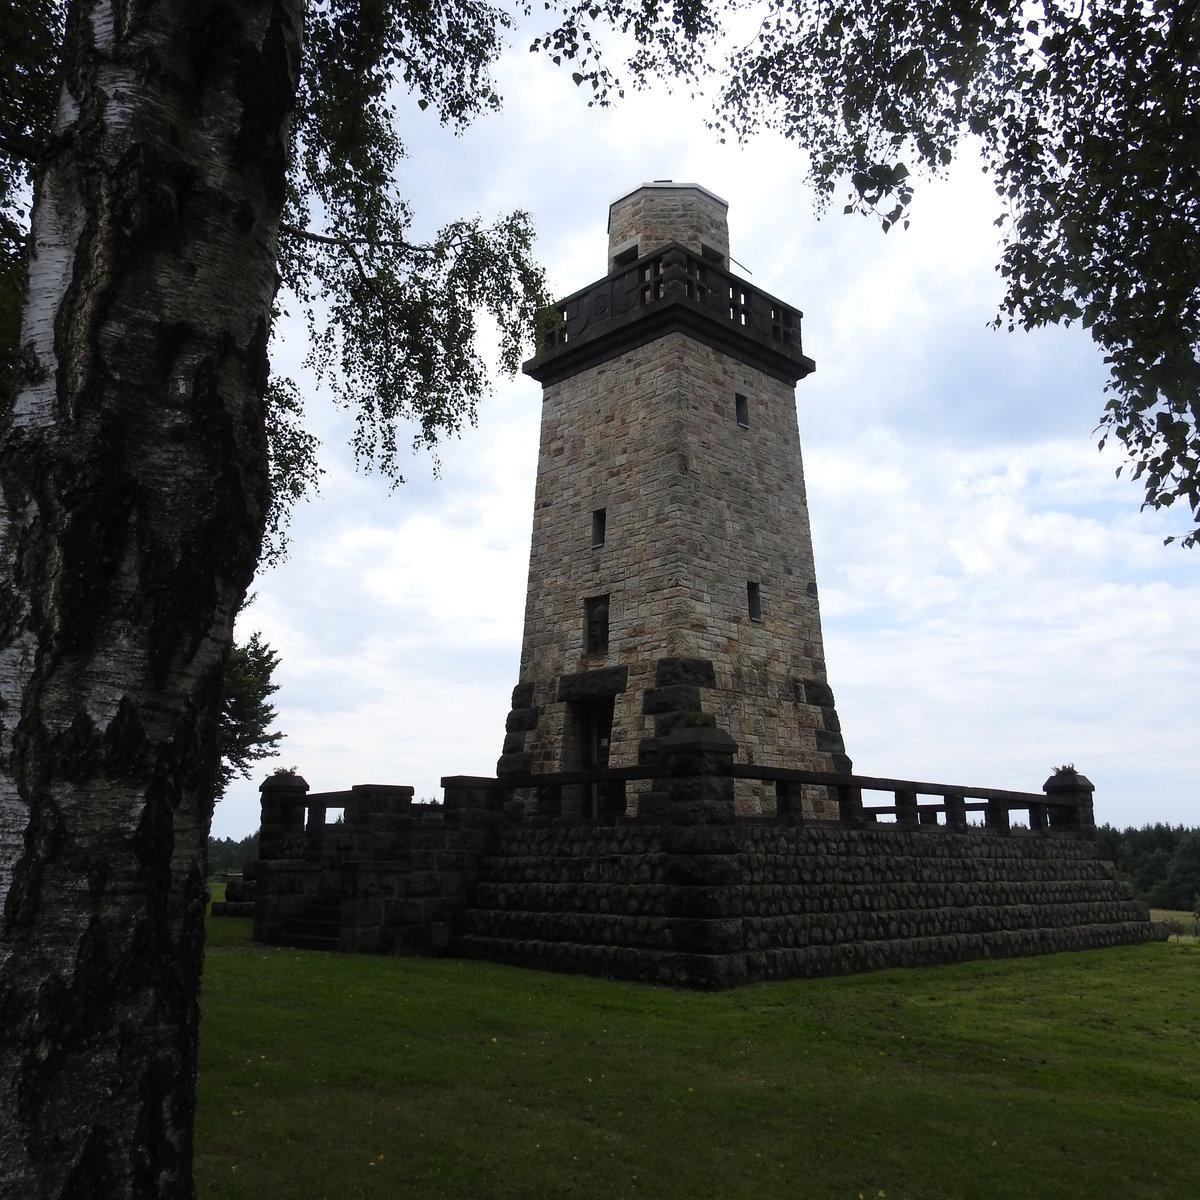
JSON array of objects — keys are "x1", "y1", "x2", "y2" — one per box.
[
  {"x1": 207, "y1": 832, "x2": 260, "y2": 878},
  {"x1": 1095, "y1": 825, "x2": 1200, "y2": 911}
]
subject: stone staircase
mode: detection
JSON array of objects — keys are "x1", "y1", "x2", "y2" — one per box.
[{"x1": 273, "y1": 897, "x2": 342, "y2": 952}]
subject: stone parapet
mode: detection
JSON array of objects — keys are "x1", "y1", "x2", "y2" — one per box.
[{"x1": 253, "y1": 757, "x2": 1157, "y2": 987}]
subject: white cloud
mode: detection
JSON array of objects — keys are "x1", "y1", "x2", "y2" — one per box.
[{"x1": 209, "y1": 49, "x2": 1199, "y2": 839}]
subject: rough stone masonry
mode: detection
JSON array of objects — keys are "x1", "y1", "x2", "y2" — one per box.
[{"x1": 500, "y1": 181, "x2": 846, "y2": 818}]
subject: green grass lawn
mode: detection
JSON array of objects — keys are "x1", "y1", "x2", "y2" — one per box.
[{"x1": 196, "y1": 916, "x2": 1200, "y2": 1200}]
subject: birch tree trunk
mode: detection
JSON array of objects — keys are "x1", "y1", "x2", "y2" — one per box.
[{"x1": 0, "y1": 2, "x2": 302, "y2": 1195}]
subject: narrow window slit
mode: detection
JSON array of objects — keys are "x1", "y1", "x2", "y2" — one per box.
[
  {"x1": 584, "y1": 595, "x2": 610, "y2": 654},
  {"x1": 736, "y1": 393, "x2": 749, "y2": 429},
  {"x1": 592, "y1": 507, "x2": 606, "y2": 548}
]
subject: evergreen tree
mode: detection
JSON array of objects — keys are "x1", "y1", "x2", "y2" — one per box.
[{"x1": 217, "y1": 632, "x2": 283, "y2": 799}]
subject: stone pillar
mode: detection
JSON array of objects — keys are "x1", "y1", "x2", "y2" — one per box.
[
  {"x1": 775, "y1": 779, "x2": 804, "y2": 823},
  {"x1": 258, "y1": 773, "x2": 309, "y2": 859},
  {"x1": 985, "y1": 798, "x2": 1011, "y2": 833},
  {"x1": 664, "y1": 724, "x2": 736, "y2": 821},
  {"x1": 1043, "y1": 769, "x2": 1096, "y2": 834},
  {"x1": 894, "y1": 788, "x2": 919, "y2": 828},
  {"x1": 943, "y1": 790, "x2": 967, "y2": 829},
  {"x1": 646, "y1": 725, "x2": 746, "y2": 988},
  {"x1": 836, "y1": 780, "x2": 865, "y2": 828},
  {"x1": 254, "y1": 773, "x2": 314, "y2": 945}
]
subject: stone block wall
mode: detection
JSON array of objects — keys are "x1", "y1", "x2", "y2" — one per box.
[
  {"x1": 672, "y1": 338, "x2": 845, "y2": 814},
  {"x1": 254, "y1": 779, "x2": 507, "y2": 954},
  {"x1": 507, "y1": 182, "x2": 847, "y2": 816},
  {"x1": 507, "y1": 323, "x2": 847, "y2": 816},
  {"x1": 456, "y1": 821, "x2": 1155, "y2": 989},
  {"x1": 256, "y1": 752, "x2": 1160, "y2": 987},
  {"x1": 508, "y1": 336, "x2": 688, "y2": 787},
  {"x1": 735, "y1": 825, "x2": 1152, "y2": 982}
]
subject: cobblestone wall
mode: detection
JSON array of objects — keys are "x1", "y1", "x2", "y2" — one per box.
[{"x1": 457, "y1": 822, "x2": 1158, "y2": 988}]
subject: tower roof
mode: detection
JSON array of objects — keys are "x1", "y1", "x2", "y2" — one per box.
[
  {"x1": 606, "y1": 181, "x2": 729, "y2": 227},
  {"x1": 607, "y1": 181, "x2": 731, "y2": 275}
]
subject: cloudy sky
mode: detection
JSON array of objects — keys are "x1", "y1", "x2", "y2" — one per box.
[{"x1": 211, "y1": 37, "x2": 1200, "y2": 839}]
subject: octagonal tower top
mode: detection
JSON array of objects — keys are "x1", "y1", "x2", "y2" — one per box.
[{"x1": 607, "y1": 181, "x2": 729, "y2": 273}]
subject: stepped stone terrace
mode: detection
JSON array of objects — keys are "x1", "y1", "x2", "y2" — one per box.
[{"x1": 252, "y1": 729, "x2": 1161, "y2": 990}]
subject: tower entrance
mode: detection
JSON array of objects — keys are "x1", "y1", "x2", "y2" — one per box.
[{"x1": 572, "y1": 697, "x2": 614, "y2": 819}]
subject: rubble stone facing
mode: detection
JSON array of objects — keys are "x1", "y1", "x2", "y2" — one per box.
[
  {"x1": 457, "y1": 822, "x2": 1155, "y2": 988},
  {"x1": 255, "y1": 779, "x2": 506, "y2": 955},
  {"x1": 254, "y1": 182, "x2": 1163, "y2": 986}
]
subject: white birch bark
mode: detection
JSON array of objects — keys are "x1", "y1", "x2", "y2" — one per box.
[{"x1": 0, "y1": 2, "x2": 303, "y2": 1195}]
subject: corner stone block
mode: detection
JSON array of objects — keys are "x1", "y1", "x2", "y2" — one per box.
[
  {"x1": 655, "y1": 657, "x2": 717, "y2": 687},
  {"x1": 442, "y1": 777, "x2": 507, "y2": 815},
  {"x1": 1042, "y1": 770, "x2": 1095, "y2": 833},
  {"x1": 506, "y1": 706, "x2": 540, "y2": 733},
  {"x1": 657, "y1": 724, "x2": 738, "y2": 824},
  {"x1": 351, "y1": 783, "x2": 415, "y2": 821},
  {"x1": 496, "y1": 750, "x2": 534, "y2": 777},
  {"x1": 642, "y1": 684, "x2": 702, "y2": 714}
]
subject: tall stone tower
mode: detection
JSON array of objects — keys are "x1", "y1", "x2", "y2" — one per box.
[{"x1": 499, "y1": 182, "x2": 849, "y2": 815}]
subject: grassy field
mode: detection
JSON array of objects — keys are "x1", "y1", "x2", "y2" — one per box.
[
  {"x1": 196, "y1": 914, "x2": 1199, "y2": 1200},
  {"x1": 1151, "y1": 909, "x2": 1198, "y2": 940}
]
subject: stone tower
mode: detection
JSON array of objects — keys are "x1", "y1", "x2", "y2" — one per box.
[{"x1": 499, "y1": 182, "x2": 849, "y2": 815}]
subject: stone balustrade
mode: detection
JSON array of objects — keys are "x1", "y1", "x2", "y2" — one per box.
[{"x1": 527, "y1": 243, "x2": 815, "y2": 385}]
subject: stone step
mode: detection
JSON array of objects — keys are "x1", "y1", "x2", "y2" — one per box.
[
  {"x1": 475, "y1": 854, "x2": 667, "y2": 884},
  {"x1": 469, "y1": 874, "x2": 1131, "y2": 909},
  {"x1": 454, "y1": 934, "x2": 677, "y2": 982},
  {"x1": 461, "y1": 895, "x2": 1149, "y2": 949},
  {"x1": 469, "y1": 881, "x2": 671, "y2": 915},
  {"x1": 275, "y1": 931, "x2": 340, "y2": 952},
  {"x1": 461, "y1": 908, "x2": 676, "y2": 949},
  {"x1": 748, "y1": 920, "x2": 1167, "y2": 982},
  {"x1": 743, "y1": 901, "x2": 1152, "y2": 948},
  {"x1": 474, "y1": 850, "x2": 1118, "y2": 882}
]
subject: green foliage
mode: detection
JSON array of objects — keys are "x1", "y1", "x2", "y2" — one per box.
[
  {"x1": 218, "y1": 632, "x2": 284, "y2": 799},
  {"x1": 707, "y1": 0, "x2": 1200, "y2": 545},
  {"x1": 1153, "y1": 829, "x2": 1200, "y2": 911},
  {"x1": 207, "y1": 831, "x2": 260, "y2": 877},
  {"x1": 11, "y1": 1, "x2": 1197, "y2": 550},
  {"x1": 1, "y1": 0, "x2": 550, "y2": 560},
  {"x1": 277, "y1": 0, "x2": 549, "y2": 489},
  {"x1": 261, "y1": 378, "x2": 323, "y2": 567},
  {"x1": 1098, "y1": 823, "x2": 1200, "y2": 910},
  {"x1": 196, "y1": 926, "x2": 1200, "y2": 1199},
  {"x1": 538, "y1": 0, "x2": 1200, "y2": 546}
]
